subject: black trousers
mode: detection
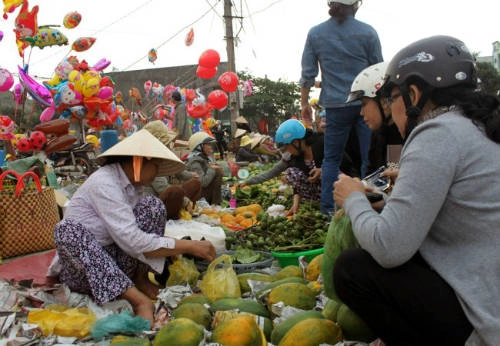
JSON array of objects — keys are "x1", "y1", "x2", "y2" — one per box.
[{"x1": 333, "y1": 249, "x2": 473, "y2": 346}]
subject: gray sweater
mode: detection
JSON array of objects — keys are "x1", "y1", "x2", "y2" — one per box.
[{"x1": 344, "y1": 111, "x2": 500, "y2": 345}]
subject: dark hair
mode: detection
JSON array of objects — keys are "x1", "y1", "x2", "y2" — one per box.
[
  {"x1": 97, "y1": 155, "x2": 132, "y2": 167},
  {"x1": 328, "y1": 2, "x2": 357, "y2": 23},
  {"x1": 171, "y1": 91, "x2": 182, "y2": 102}
]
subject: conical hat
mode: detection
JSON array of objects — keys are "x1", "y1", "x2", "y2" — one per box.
[
  {"x1": 235, "y1": 116, "x2": 248, "y2": 124},
  {"x1": 251, "y1": 135, "x2": 263, "y2": 150},
  {"x1": 143, "y1": 120, "x2": 177, "y2": 148},
  {"x1": 234, "y1": 128, "x2": 247, "y2": 138},
  {"x1": 98, "y1": 129, "x2": 185, "y2": 176}
]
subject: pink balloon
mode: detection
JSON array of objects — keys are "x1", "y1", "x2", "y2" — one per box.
[
  {"x1": 97, "y1": 86, "x2": 114, "y2": 100},
  {"x1": 40, "y1": 105, "x2": 55, "y2": 122},
  {"x1": 14, "y1": 83, "x2": 23, "y2": 105},
  {"x1": 18, "y1": 65, "x2": 53, "y2": 107},
  {"x1": 0, "y1": 68, "x2": 14, "y2": 92},
  {"x1": 93, "y1": 58, "x2": 111, "y2": 71}
]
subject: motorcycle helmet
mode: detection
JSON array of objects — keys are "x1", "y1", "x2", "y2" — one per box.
[
  {"x1": 275, "y1": 119, "x2": 306, "y2": 146},
  {"x1": 382, "y1": 35, "x2": 477, "y2": 93},
  {"x1": 346, "y1": 61, "x2": 388, "y2": 103},
  {"x1": 188, "y1": 131, "x2": 216, "y2": 151}
]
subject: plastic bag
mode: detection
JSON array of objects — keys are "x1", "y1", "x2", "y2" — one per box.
[
  {"x1": 164, "y1": 219, "x2": 226, "y2": 253},
  {"x1": 27, "y1": 305, "x2": 96, "y2": 338},
  {"x1": 166, "y1": 255, "x2": 200, "y2": 286},
  {"x1": 199, "y1": 254, "x2": 241, "y2": 301},
  {"x1": 322, "y1": 209, "x2": 359, "y2": 301}
]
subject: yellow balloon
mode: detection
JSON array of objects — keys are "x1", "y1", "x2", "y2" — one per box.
[
  {"x1": 86, "y1": 134, "x2": 99, "y2": 147},
  {"x1": 68, "y1": 70, "x2": 84, "y2": 93},
  {"x1": 45, "y1": 74, "x2": 61, "y2": 87},
  {"x1": 11, "y1": 133, "x2": 25, "y2": 145},
  {"x1": 82, "y1": 78, "x2": 100, "y2": 98}
]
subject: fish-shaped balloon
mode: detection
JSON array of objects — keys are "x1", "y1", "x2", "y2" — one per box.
[
  {"x1": 72, "y1": 37, "x2": 96, "y2": 52},
  {"x1": 22, "y1": 26, "x2": 68, "y2": 49}
]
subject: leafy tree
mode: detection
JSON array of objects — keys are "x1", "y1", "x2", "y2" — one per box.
[
  {"x1": 476, "y1": 62, "x2": 500, "y2": 95},
  {"x1": 238, "y1": 71, "x2": 300, "y2": 133}
]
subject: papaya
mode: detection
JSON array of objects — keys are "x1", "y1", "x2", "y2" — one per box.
[
  {"x1": 266, "y1": 282, "x2": 316, "y2": 311},
  {"x1": 256, "y1": 277, "x2": 307, "y2": 297},
  {"x1": 305, "y1": 254, "x2": 324, "y2": 281},
  {"x1": 322, "y1": 209, "x2": 359, "y2": 301},
  {"x1": 211, "y1": 314, "x2": 266, "y2": 346},
  {"x1": 172, "y1": 303, "x2": 211, "y2": 329},
  {"x1": 237, "y1": 272, "x2": 275, "y2": 294},
  {"x1": 153, "y1": 318, "x2": 204, "y2": 346},
  {"x1": 306, "y1": 280, "x2": 323, "y2": 296},
  {"x1": 336, "y1": 304, "x2": 376, "y2": 342},
  {"x1": 278, "y1": 318, "x2": 343, "y2": 346},
  {"x1": 177, "y1": 294, "x2": 212, "y2": 307},
  {"x1": 270, "y1": 310, "x2": 325, "y2": 345},
  {"x1": 211, "y1": 297, "x2": 270, "y2": 318},
  {"x1": 111, "y1": 335, "x2": 151, "y2": 345},
  {"x1": 321, "y1": 298, "x2": 342, "y2": 322},
  {"x1": 273, "y1": 265, "x2": 303, "y2": 281}
]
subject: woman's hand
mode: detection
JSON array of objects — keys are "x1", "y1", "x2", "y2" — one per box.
[
  {"x1": 381, "y1": 167, "x2": 399, "y2": 184},
  {"x1": 333, "y1": 174, "x2": 365, "y2": 208},
  {"x1": 308, "y1": 167, "x2": 322, "y2": 183}
]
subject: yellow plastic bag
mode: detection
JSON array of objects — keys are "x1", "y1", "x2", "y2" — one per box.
[
  {"x1": 166, "y1": 255, "x2": 200, "y2": 286},
  {"x1": 199, "y1": 254, "x2": 241, "y2": 301},
  {"x1": 27, "y1": 305, "x2": 96, "y2": 338}
]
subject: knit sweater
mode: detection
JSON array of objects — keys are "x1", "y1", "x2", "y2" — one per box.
[{"x1": 344, "y1": 111, "x2": 500, "y2": 345}]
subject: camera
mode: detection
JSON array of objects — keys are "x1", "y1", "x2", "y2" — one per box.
[{"x1": 363, "y1": 166, "x2": 390, "y2": 192}]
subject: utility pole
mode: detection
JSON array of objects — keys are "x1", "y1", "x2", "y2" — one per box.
[{"x1": 223, "y1": 0, "x2": 240, "y2": 135}]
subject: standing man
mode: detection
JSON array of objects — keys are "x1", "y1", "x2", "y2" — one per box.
[
  {"x1": 300, "y1": 0, "x2": 382, "y2": 215},
  {"x1": 172, "y1": 90, "x2": 191, "y2": 141}
]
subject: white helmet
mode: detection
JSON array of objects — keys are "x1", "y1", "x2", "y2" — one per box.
[
  {"x1": 346, "y1": 61, "x2": 388, "y2": 103},
  {"x1": 327, "y1": 0, "x2": 360, "y2": 5}
]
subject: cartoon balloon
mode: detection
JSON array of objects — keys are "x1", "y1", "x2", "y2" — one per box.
[
  {"x1": 13, "y1": 0, "x2": 38, "y2": 56},
  {"x1": 185, "y1": 28, "x2": 194, "y2": 46},
  {"x1": 13, "y1": 83, "x2": 23, "y2": 105},
  {"x1": 3, "y1": 0, "x2": 23, "y2": 19},
  {"x1": 187, "y1": 103, "x2": 212, "y2": 119},
  {"x1": 196, "y1": 65, "x2": 217, "y2": 79},
  {"x1": 148, "y1": 48, "x2": 157, "y2": 64},
  {"x1": 144, "y1": 80, "x2": 152, "y2": 95},
  {"x1": 0, "y1": 30, "x2": 3, "y2": 42},
  {"x1": 218, "y1": 71, "x2": 239, "y2": 93},
  {"x1": 115, "y1": 91, "x2": 123, "y2": 103},
  {"x1": 86, "y1": 134, "x2": 99, "y2": 147},
  {"x1": 63, "y1": 11, "x2": 81, "y2": 29},
  {"x1": 0, "y1": 115, "x2": 15, "y2": 140},
  {"x1": 93, "y1": 58, "x2": 111, "y2": 72},
  {"x1": 198, "y1": 49, "x2": 220, "y2": 68},
  {"x1": 18, "y1": 65, "x2": 53, "y2": 107},
  {"x1": 243, "y1": 80, "x2": 253, "y2": 97},
  {"x1": 207, "y1": 90, "x2": 228, "y2": 110},
  {"x1": 0, "y1": 68, "x2": 14, "y2": 92},
  {"x1": 16, "y1": 137, "x2": 32, "y2": 152},
  {"x1": 29, "y1": 130, "x2": 47, "y2": 151},
  {"x1": 39, "y1": 105, "x2": 55, "y2": 122},
  {"x1": 129, "y1": 87, "x2": 142, "y2": 106},
  {"x1": 71, "y1": 37, "x2": 96, "y2": 52},
  {"x1": 23, "y1": 26, "x2": 69, "y2": 49}
]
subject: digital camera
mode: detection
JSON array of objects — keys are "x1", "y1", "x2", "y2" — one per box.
[{"x1": 363, "y1": 166, "x2": 391, "y2": 192}]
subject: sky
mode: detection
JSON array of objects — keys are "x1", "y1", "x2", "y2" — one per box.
[{"x1": 0, "y1": 0, "x2": 498, "y2": 86}]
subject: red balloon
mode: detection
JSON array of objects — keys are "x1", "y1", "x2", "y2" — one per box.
[
  {"x1": 198, "y1": 49, "x2": 220, "y2": 68},
  {"x1": 196, "y1": 65, "x2": 217, "y2": 79},
  {"x1": 207, "y1": 90, "x2": 228, "y2": 110},
  {"x1": 187, "y1": 103, "x2": 213, "y2": 119},
  {"x1": 218, "y1": 71, "x2": 239, "y2": 93}
]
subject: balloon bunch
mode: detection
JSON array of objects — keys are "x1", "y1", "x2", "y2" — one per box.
[{"x1": 40, "y1": 57, "x2": 118, "y2": 129}]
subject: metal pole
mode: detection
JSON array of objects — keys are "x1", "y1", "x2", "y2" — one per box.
[{"x1": 223, "y1": 0, "x2": 240, "y2": 136}]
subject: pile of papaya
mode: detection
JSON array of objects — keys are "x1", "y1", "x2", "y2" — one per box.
[{"x1": 111, "y1": 258, "x2": 375, "y2": 346}]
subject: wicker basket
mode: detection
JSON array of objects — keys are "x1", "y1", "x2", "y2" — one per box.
[{"x1": 196, "y1": 250, "x2": 274, "y2": 274}]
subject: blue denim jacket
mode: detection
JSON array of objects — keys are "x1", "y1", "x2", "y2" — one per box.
[{"x1": 300, "y1": 16, "x2": 383, "y2": 108}]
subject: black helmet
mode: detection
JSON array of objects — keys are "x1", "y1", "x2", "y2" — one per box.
[{"x1": 383, "y1": 35, "x2": 477, "y2": 92}]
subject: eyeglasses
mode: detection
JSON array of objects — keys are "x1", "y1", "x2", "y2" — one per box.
[{"x1": 385, "y1": 92, "x2": 402, "y2": 106}]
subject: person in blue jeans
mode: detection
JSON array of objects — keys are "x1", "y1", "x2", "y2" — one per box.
[{"x1": 299, "y1": 0, "x2": 382, "y2": 214}]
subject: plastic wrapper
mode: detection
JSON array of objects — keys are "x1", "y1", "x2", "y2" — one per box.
[
  {"x1": 164, "y1": 219, "x2": 226, "y2": 253},
  {"x1": 199, "y1": 254, "x2": 241, "y2": 301},
  {"x1": 27, "y1": 305, "x2": 96, "y2": 338},
  {"x1": 166, "y1": 255, "x2": 200, "y2": 287}
]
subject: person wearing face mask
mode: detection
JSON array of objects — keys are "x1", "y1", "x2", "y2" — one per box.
[
  {"x1": 332, "y1": 35, "x2": 500, "y2": 345},
  {"x1": 238, "y1": 119, "x2": 324, "y2": 215}
]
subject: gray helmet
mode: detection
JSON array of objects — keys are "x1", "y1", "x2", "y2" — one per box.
[{"x1": 383, "y1": 35, "x2": 477, "y2": 92}]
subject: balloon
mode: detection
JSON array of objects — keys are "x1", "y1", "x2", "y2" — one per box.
[
  {"x1": 153, "y1": 106, "x2": 167, "y2": 120},
  {"x1": 148, "y1": 48, "x2": 157, "y2": 64},
  {"x1": 184, "y1": 88, "x2": 196, "y2": 103},
  {"x1": 218, "y1": 71, "x2": 239, "y2": 93},
  {"x1": 196, "y1": 65, "x2": 217, "y2": 79},
  {"x1": 129, "y1": 88, "x2": 142, "y2": 106},
  {"x1": 207, "y1": 89, "x2": 228, "y2": 110},
  {"x1": 81, "y1": 77, "x2": 100, "y2": 98},
  {"x1": 13, "y1": 83, "x2": 23, "y2": 105},
  {"x1": 163, "y1": 84, "x2": 176, "y2": 101},
  {"x1": 144, "y1": 80, "x2": 152, "y2": 95},
  {"x1": 99, "y1": 76, "x2": 114, "y2": 88},
  {"x1": 115, "y1": 91, "x2": 123, "y2": 103},
  {"x1": 186, "y1": 103, "x2": 212, "y2": 119},
  {"x1": 16, "y1": 137, "x2": 32, "y2": 152},
  {"x1": 63, "y1": 11, "x2": 81, "y2": 29},
  {"x1": 86, "y1": 134, "x2": 99, "y2": 147},
  {"x1": 0, "y1": 30, "x2": 3, "y2": 41},
  {"x1": 198, "y1": 49, "x2": 220, "y2": 68},
  {"x1": 14, "y1": 0, "x2": 38, "y2": 56},
  {"x1": 54, "y1": 58, "x2": 74, "y2": 80},
  {"x1": 54, "y1": 82, "x2": 82, "y2": 107},
  {"x1": 93, "y1": 58, "x2": 111, "y2": 71},
  {"x1": 18, "y1": 65, "x2": 53, "y2": 107},
  {"x1": 11, "y1": 133, "x2": 25, "y2": 146},
  {"x1": 151, "y1": 82, "x2": 164, "y2": 98},
  {"x1": 29, "y1": 130, "x2": 47, "y2": 151},
  {"x1": 39, "y1": 105, "x2": 55, "y2": 122},
  {"x1": 97, "y1": 86, "x2": 113, "y2": 100},
  {"x1": 0, "y1": 115, "x2": 15, "y2": 140},
  {"x1": 243, "y1": 80, "x2": 253, "y2": 97},
  {"x1": 22, "y1": 26, "x2": 68, "y2": 49},
  {"x1": 0, "y1": 68, "x2": 14, "y2": 92},
  {"x1": 69, "y1": 105, "x2": 86, "y2": 119},
  {"x1": 3, "y1": 0, "x2": 23, "y2": 19},
  {"x1": 71, "y1": 37, "x2": 96, "y2": 52},
  {"x1": 185, "y1": 27, "x2": 194, "y2": 46}
]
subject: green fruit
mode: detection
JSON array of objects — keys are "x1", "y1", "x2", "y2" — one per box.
[{"x1": 336, "y1": 304, "x2": 375, "y2": 342}]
